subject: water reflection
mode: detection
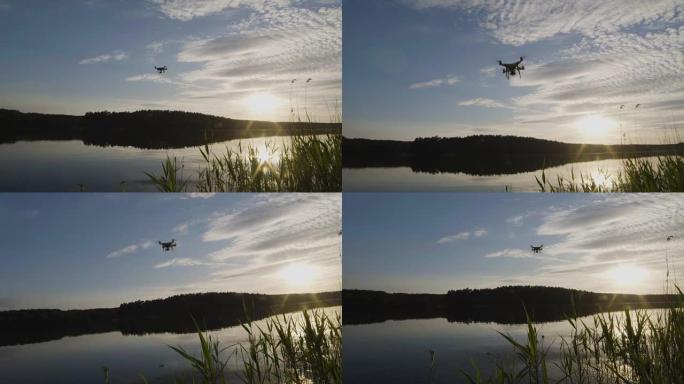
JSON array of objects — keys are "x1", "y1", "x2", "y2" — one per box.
[
  {"x1": 343, "y1": 309, "x2": 660, "y2": 384},
  {"x1": 343, "y1": 157, "x2": 639, "y2": 191},
  {"x1": 0, "y1": 137, "x2": 294, "y2": 191},
  {"x1": 0, "y1": 307, "x2": 339, "y2": 384}
]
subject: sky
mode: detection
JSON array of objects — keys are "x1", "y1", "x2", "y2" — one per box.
[
  {"x1": 344, "y1": 0, "x2": 684, "y2": 144},
  {"x1": 0, "y1": 0, "x2": 341, "y2": 121},
  {"x1": 344, "y1": 193, "x2": 684, "y2": 295},
  {"x1": 0, "y1": 193, "x2": 341, "y2": 310}
]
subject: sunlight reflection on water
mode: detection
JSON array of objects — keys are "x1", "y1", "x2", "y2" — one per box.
[
  {"x1": 342, "y1": 157, "x2": 655, "y2": 191},
  {"x1": 0, "y1": 307, "x2": 339, "y2": 384},
  {"x1": 0, "y1": 137, "x2": 295, "y2": 191}
]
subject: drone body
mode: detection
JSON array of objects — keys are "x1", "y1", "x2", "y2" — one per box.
[
  {"x1": 154, "y1": 66, "x2": 168, "y2": 74},
  {"x1": 530, "y1": 244, "x2": 543, "y2": 254},
  {"x1": 498, "y1": 57, "x2": 525, "y2": 79},
  {"x1": 158, "y1": 239, "x2": 176, "y2": 251}
]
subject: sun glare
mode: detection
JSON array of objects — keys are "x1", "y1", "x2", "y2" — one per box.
[
  {"x1": 255, "y1": 143, "x2": 280, "y2": 164},
  {"x1": 576, "y1": 115, "x2": 617, "y2": 141},
  {"x1": 244, "y1": 92, "x2": 282, "y2": 117},
  {"x1": 606, "y1": 264, "x2": 647, "y2": 287},
  {"x1": 278, "y1": 263, "x2": 318, "y2": 287}
]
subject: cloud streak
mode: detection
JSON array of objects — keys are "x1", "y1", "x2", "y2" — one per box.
[
  {"x1": 146, "y1": 194, "x2": 343, "y2": 293},
  {"x1": 149, "y1": 0, "x2": 290, "y2": 21},
  {"x1": 485, "y1": 248, "x2": 531, "y2": 259},
  {"x1": 409, "y1": 75, "x2": 460, "y2": 89},
  {"x1": 458, "y1": 98, "x2": 513, "y2": 109},
  {"x1": 397, "y1": 0, "x2": 684, "y2": 143},
  {"x1": 79, "y1": 50, "x2": 128, "y2": 65},
  {"x1": 107, "y1": 240, "x2": 154, "y2": 258},
  {"x1": 524, "y1": 195, "x2": 684, "y2": 293},
  {"x1": 169, "y1": 2, "x2": 342, "y2": 121},
  {"x1": 438, "y1": 228, "x2": 487, "y2": 243}
]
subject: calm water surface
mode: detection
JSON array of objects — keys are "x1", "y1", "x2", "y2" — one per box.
[
  {"x1": 0, "y1": 307, "x2": 339, "y2": 384},
  {"x1": 343, "y1": 309, "x2": 660, "y2": 384},
  {"x1": 343, "y1": 157, "x2": 654, "y2": 191},
  {"x1": 0, "y1": 137, "x2": 294, "y2": 191}
]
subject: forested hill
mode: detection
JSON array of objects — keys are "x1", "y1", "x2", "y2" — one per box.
[
  {"x1": 343, "y1": 136, "x2": 684, "y2": 175},
  {"x1": 0, "y1": 109, "x2": 341, "y2": 149},
  {"x1": 343, "y1": 286, "x2": 679, "y2": 325},
  {"x1": 0, "y1": 291, "x2": 341, "y2": 346}
]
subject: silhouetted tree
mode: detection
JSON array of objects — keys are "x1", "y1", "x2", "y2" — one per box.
[
  {"x1": 0, "y1": 109, "x2": 341, "y2": 149},
  {"x1": 343, "y1": 136, "x2": 684, "y2": 175},
  {"x1": 343, "y1": 286, "x2": 678, "y2": 325}
]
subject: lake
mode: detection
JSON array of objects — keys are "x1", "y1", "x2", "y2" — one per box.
[
  {"x1": 0, "y1": 306, "x2": 339, "y2": 384},
  {"x1": 343, "y1": 309, "x2": 660, "y2": 384},
  {"x1": 343, "y1": 156, "x2": 645, "y2": 191},
  {"x1": 0, "y1": 136, "x2": 294, "y2": 192}
]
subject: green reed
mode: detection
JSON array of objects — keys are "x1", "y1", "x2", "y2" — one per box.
[
  {"x1": 145, "y1": 133, "x2": 341, "y2": 192},
  {"x1": 104, "y1": 310, "x2": 341, "y2": 384},
  {"x1": 463, "y1": 288, "x2": 684, "y2": 384},
  {"x1": 196, "y1": 133, "x2": 341, "y2": 193},
  {"x1": 145, "y1": 156, "x2": 189, "y2": 192},
  {"x1": 535, "y1": 155, "x2": 684, "y2": 192}
]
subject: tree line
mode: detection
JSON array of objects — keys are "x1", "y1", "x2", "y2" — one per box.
[
  {"x1": 343, "y1": 136, "x2": 684, "y2": 175},
  {"x1": 343, "y1": 286, "x2": 679, "y2": 325},
  {"x1": 0, "y1": 291, "x2": 341, "y2": 346},
  {"x1": 0, "y1": 109, "x2": 341, "y2": 149}
]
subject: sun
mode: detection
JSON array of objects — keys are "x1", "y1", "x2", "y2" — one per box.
[
  {"x1": 576, "y1": 115, "x2": 617, "y2": 141},
  {"x1": 243, "y1": 92, "x2": 282, "y2": 117},
  {"x1": 277, "y1": 263, "x2": 318, "y2": 287},
  {"x1": 606, "y1": 264, "x2": 647, "y2": 287},
  {"x1": 255, "y1": 142, "x2": 280, "y2": 164}
]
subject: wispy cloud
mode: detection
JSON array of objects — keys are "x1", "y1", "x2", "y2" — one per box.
[
  {"x1": 185, "y1": 193, "x2": 216, "y2": 199},
  {"x1": 126, "y1": 73, "x2": 174, "y2": 84},
  {"x1": 409, "y1": 75, "x2": 460, "y2": 89},
  {"x1": 79, "y1": 49, "x2": 128, "y2": 65},
  {"x1": 403, "y1": 0, "x2": 683, "y2": 46},
  {"x1": 480, "y1": 66, "x2": 497, "y2": 78},
  {"x1": 485, "y1": 248, "x2": 531, "y2": 258},
  {"x1": 458, "y1": 98, "x2": 514, "y2": 109},
  {"x1": 518, "y1": 195, "x2": 684, "y2": 292},
  {"x1": 173, "y1": 223, "x2": 190, "y2": 234},
  {"x1": 438, "y1": 228, "x2": 487, "y2": 243},
  {"x1": 149, "y1": 0, "x2": 289, "y2": 21},
  {"x1": 154, "y1": 257, "x2": 208, "y2": 268},
  {"x1": 153, "y1": 2, "x2": 342, "y2": 121},
  {"x1": 507, "y1": 211, "x2": 535, "y2": 226},
  {"x1": 147, "y1": 41, "x2": 166, "y2": 54},
  {"x1": 107, "y1": 240, "x2": 154, "y2": 258},
  {"x1": 400, "y1": 0, "x2": 684, "y2": 143}
]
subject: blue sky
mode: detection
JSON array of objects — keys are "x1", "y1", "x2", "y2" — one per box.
[
  {"x1": 343, "y1": 193, "x2": 684, "y2": 295},
  {"x1": 344, "y1": 0, "x2": 684, "y2": 144},
  {"x1": 0, "y1": 193, "x2": 341, "y2": 310},
  {"x1": 0, "y1": 0, "x2": 341, "y2": 121}
]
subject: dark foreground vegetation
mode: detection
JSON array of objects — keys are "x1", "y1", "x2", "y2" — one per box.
[
  {"x1": 0, "y1": 109, "x2": 341, "y2": 149},
  {"x1": 101, "y1": 309, "x2": 341, "y2": 384},
  {"x1": 0, "y1": 291, "x2": 340, "y2": 346},
  {"x1": 343, "y1": 136, "x2": 684, "y2": 175},
  {"x1": 461, "y1": 288, "x2": 684, "y2": 383},
  {"x1": 343, "y1": 286, "x2": 678, "y2": 325}
]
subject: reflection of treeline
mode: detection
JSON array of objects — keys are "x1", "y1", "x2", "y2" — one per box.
[
  {"x1": 343, "y1": 136, "x2": 684, "y2": 175},
  {"x1": 0, "y1": 109, "x2": 341, "y2": 149},
  {"x1": 343, "y1": 286, "x2": 679, "y2": 325},
  {"x1": 0, "y1": 291, "x2": 341, "y2": 346}
]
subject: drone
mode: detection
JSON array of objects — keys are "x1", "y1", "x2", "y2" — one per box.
[
  {"x1": 531, "y1": 244, "x2": 543, "y2": 254},
  {"x1": 154, "y1": 66, "x2": 168, "y2": 74},
  {"x1": 158, "y1": 239, "x2": 176, "y2": 252},
  {"x1": 667, "y1": 235, "x2": 674, "y2": 241},
  {"x1": 498, "y1": 57, "x2": 525, "y2": 79}
]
